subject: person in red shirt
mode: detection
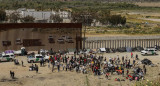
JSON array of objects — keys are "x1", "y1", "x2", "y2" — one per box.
[
  {"x1": 55, "y1": 56, "x2": 57, "y2": 61},
  {"x1": 131, "y1": 52, "x2": 133, "y2": 58}
]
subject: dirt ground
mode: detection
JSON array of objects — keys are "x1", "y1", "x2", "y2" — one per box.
[
  {"x1": 135, "y1": 2, "x2": 160, "y2": 7},
  {"x1": 0, "y1": 51, "x2": 160, "y2": 86}
]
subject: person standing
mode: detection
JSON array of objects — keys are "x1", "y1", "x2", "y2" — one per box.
[
  {"x1": 52, "y1": 61, "x2": 55, "y2": 72},
  {"x1": 10, "y1": 71, "x2": 12, "y2": 78},
  {"x1": 144, "y1": 68, "x2": 146, "y2": 75},
  {"x1": 122, "y1": 56, "x2": 124, "y2": 62},
  {"x1": 131, "y1": 52, "x2": 133, "y2": 58},
  {"x1": 36, "y1": 65, "x2": 38, "y2": 73},
  {"x1": 66, "y1": 63, "x2": 68, "y2": 71},
  {"x1": 136, "y1": 54, "x2": 138, "y2": 60},
  {"x1": 12, "y1": 71, "x2": 15, "y2": 79},
  {"x1": 133, "y1": 59, "x2": 136, "y2": 67},
  {"x1": 21, "y1": 60, "x2": 24, "y2": 67},
  {"x1": 143, "y1": 65, "x2": 146, "y2": 69},
  {"x1": 40, "y1": 60, "x2": 42, "y2": 67},
  {"x1": 106, "y1": 73, "x2": 109, "y2": 80},
  {"x1": 127, "y1": 69, "x2": 129, "y2": 76},
  {"x1": 57, "y1": 61, "x2": 60, "y2": 72},
  {"x1": 122, "y1": 69, "x2": 124, "y2": 77}
]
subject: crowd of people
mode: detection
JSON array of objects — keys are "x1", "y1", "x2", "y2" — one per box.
[
  {"x1": 44, "y1": 52, "x2": 147, "y2": 81},
  {"x1": 11, "y1": 51, "x2": 147, "y2": 82}
]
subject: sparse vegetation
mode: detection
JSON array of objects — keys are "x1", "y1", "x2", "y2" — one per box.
[
  {"x1": 0, "y1": 1, "x2": 160, "y2": 34},
  {"x1": 135, "y1": 78, "x2": 160, "y2": 86}
]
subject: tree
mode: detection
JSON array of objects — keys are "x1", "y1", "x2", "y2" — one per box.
[
  {"x1": 9, "y1": 12, "x2": 20, "y2": 23},
  {"x1": 0, "y1": 10, "x2": 6, "y2": 22},
  {"x1": 121, "y1": 16, "x2": 126, "y2": 25},
  {"x1": 21, "y1": 15, "x2": 35, "y2": 23},
  {"x1": 108, "y1": 15, "x2": 126, "y2": 26},
  {"x1": 95, "y1": 10, "x2": 110, "y2": 24},
  {"x1": 50, "y1": 14, "x2": 63, "y2": 23}
]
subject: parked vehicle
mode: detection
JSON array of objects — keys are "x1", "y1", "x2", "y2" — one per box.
[
  {"x1": 66, "y1": 36, "x2": 74, "y2": 43},
  {"x1": 27, "y1": 54, "x2": 43, "y2": 63},
  {"x1": 44, "y1": 55, "x2": 50, "y2": 62},
  {"x1": 116, "y1": 47, "x2": 126, "y2": 52},
  {"x1": 141, "y1": 48, "x2": 157, "y2": 55},
  {"x1": 136, "y1": 46, "x2": 144, "y2": 52},
  {"x1": 14, "y1": 50, "x2": 21, "y2": 55},
  {"x1": 98, "y1": 48, "x2": 106, "y2": 53},
  {"x1": 78, "y1": 50, "x2": 84, "y2": 55},
  {"x1": 27, "y1": 54, "x2": 51, "y2": 63},
  {"x1": 57, "y1": 38, "x2": 65, "y2": 43},
  {"x1": 0, "y1": 53, "x2": 15, "y2": 62}
]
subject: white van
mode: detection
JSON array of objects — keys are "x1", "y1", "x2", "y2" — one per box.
[{"x1": 141, "y1": 48, "x2": 157, "y2": 55}]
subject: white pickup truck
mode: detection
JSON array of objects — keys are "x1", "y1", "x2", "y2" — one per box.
[
  {"x1": 0, "y1": 53, "x2": 15, "y2": 62},
  {"x1": 27, "y1": 54, "x2": 50, "y2": 63},
  {"x1": 14, "y1": 50, "x2": 21, "y2": 55}
]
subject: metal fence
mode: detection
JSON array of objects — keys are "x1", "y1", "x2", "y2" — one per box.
[{"x1": 84, "y1": 36, "x2": 160, "y2": 49}]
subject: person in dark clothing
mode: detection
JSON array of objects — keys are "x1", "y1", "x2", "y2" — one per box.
[
  {"x1": 143, "y1": 65, "x2": 146, "y2": 69},
  {"x1": 66, "y1": 64, "x2": 68, "y2": 71},
  {"x1": 122, "y1": 69, "x2": 124, "y2": 77},
  {"x1": 12, "y1": 72, "x2": 15, "y2": 78},
  {"x1": 65, "y1": 57, "x2": 67, "y2": 64},
  {"x1": 76, "y1": 65, "x2": 79, "y2": 73},
  {"x1": 122, "y1": 56, "x2": 124, "y2": 62},
  {"x1": 10, "y1": 71, "x2": 14, "y2": 79},
  {"x1": 52, "y1": 62, "x2": 55, "y2": 72},
  {"x1": 35, "y1": 64, "x2": 38, "y2": 73},
  {"x1": 31, "y1": 64, "x2": 34, "y2": 70},
  {"x1": 136, "y1": 54, "x2": 138, "y2": 60},
  {"x1": 40, "y1": 60, "x2": 42, "y2": 67},
  {"x1": 133, "y1": 60, "x2": 136, "y2": 67},
  {"x1": 57, "y1": 61, "x2": 60, "y2": 72},
  {"x1": 127, "y1": 70, "x2": 129, "y2": 76},
  {"x1": 36, "y1": 65, "x2": 38, "y2": 73},
  {"x1": 144, "y1": 68, "x2": 146, "y2": 75},
  {"x1": 42, "y1": 59, "x2": 44, "y2": 66},
  {"x1": 21, "y1": 60, "x2": 24, "y2": 67},
  {"x1": 10, "y1": 71, "x2": 12, "y2": 78},
  {"x1": 63, "y1": 56, "x2": 65, "y2": 63}
]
